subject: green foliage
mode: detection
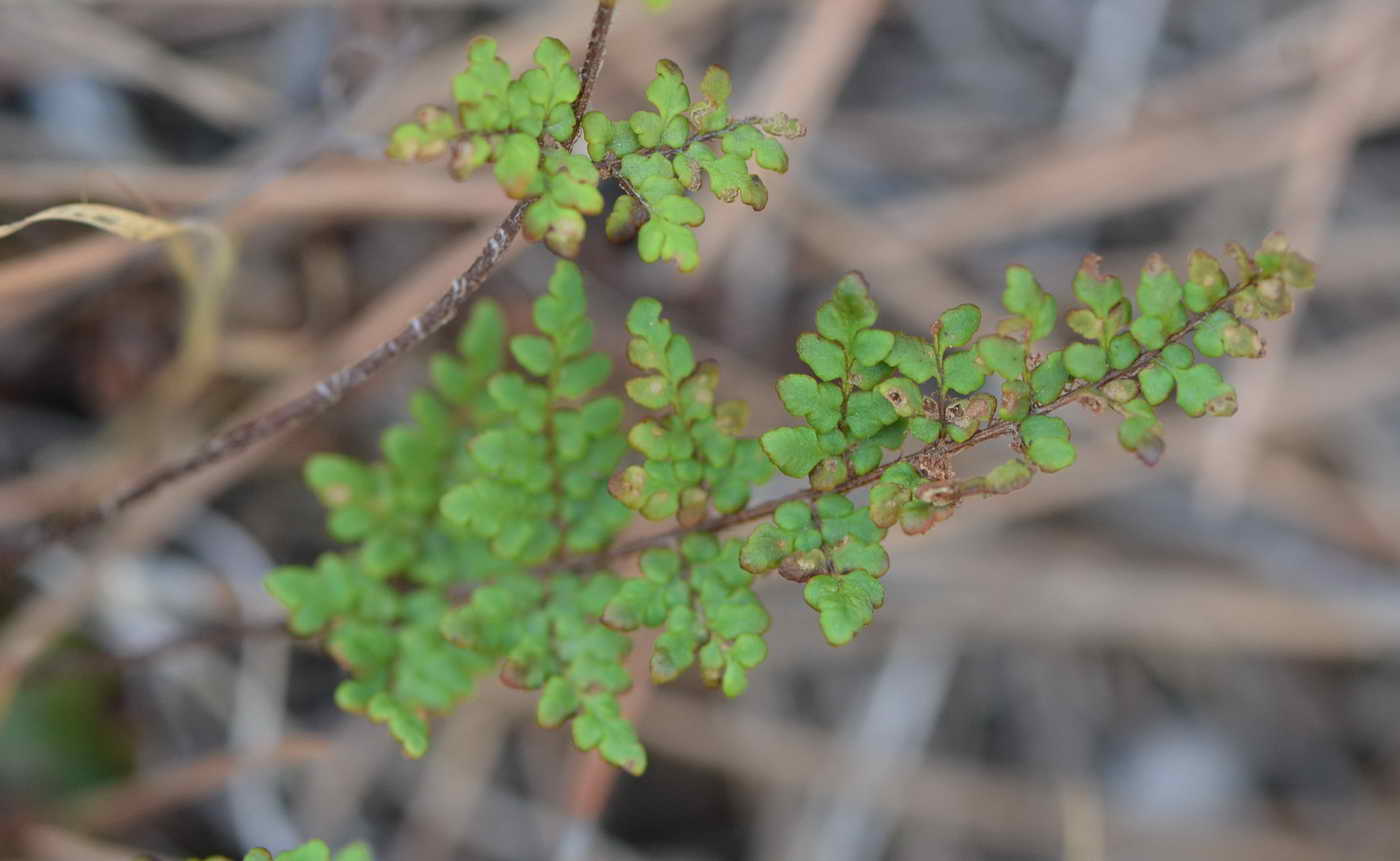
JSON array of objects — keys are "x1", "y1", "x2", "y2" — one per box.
[
  {"x1": 267, "y1": 258, "x2": 774, "y2": 774},
  {"x1": 439, "y1": 261, "x2": 628, "y2": 561},
  {"x1": 741, "y1": 499, "x2": 879, "y2": 576},
  {"x1": 385, "y1": 36, "x2": 594, "y2": 258},
  {"x1": 440, "y1": 569, "x2": 649, "y2": 773},
  {"x1": 731, "y1": 236, "x2": 1313, "y2": 643},
  {"x1": 588, "y1": 60, "x2": 802, "y2": 271},
  {"x1": 740, "y1": 495, "x2": 888, "y2": 644},
  {"x1": 194, "y1": 839, "x2": 372, "y2": 861},
  {"x1": 1019, "y1": 415, "x2": 1075, "y2": 472},
  {"x1": 760, "y1": 273, "x2": 918, "y2": 491},
  {"x1": 1, "y1": 662, "x2": 131, "y2": 798},
  {"x1": 1057, "y1": 233, "x2": 1314, "y2": 465},
  {"x1": 755, "y1": 263, "x2": 1051, "y2": 492},
  {"x1": 389, "y1": 35, "x2": 801, "y2": 270},
  {"x1": 608, "y1": 535, "x2": 772, "y2": 697},
  {"x1": 268, "y1": 261, "x2": 635, "y2": 764},
  {"x1": 285, "y1": 57, "x2": 1320, "y2": 780},
  {"x1": 612, "y1": 298, "x2": 774, "y2": 525}
]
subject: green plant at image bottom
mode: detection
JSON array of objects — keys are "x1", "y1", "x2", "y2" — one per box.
[
  {"x1": 267, "y1": 235, "x2": 1316, "y2": 776},
  {"x1": 189, "y1": 839, "x2": 371, "y2": 861}
]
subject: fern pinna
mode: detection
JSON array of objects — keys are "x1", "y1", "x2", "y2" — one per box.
[
  {"x1": 268, "y1": 239, "x2": 1315, "y2": 774},
  {"x1": 262, "y1": 3, "x2": 1318, "y2": 778}
]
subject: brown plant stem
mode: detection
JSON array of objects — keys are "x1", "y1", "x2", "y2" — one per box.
[
  {"x1": 573, "y1": 1, "x2": 615, "y2": 142},
  {"x1": 15, "y1": 1, "x2": 620, "y2": 556}
]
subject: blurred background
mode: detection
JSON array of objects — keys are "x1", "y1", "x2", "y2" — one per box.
[{"x1": 2, "y1": 0, "x2": 1400, "y2": 859}]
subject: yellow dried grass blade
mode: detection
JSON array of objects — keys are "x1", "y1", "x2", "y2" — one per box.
[
  {"x1": 0, "y1": 202, "x2": 192, "y2": 243},
  {"x1": 0, "y1": 201, "x2": 236, "y2": 407}
]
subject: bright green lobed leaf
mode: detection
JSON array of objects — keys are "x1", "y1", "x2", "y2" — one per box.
[
  {"x1": 933, "y1": 303, "x2": 979, "y2": 348},
  {"x1": 777, "y1": 374, "x2": 843, "y2": 432},
  {"x1": 631, "y1": 59, "x2": 690, "y2": 148},
  {"x1": 493, "y1": 133, "x2": 540, "y2": 199},
  {"x1": 305, "y1": 454, "x2": 373, "y2": 508},
  {"x1": 556, "y1": 353, "x2": 611, "y2": 399},
  {"x1": 571, "y1": 695, "x2": 646, "y2": 775},
  {"x1": 1001, "y1": 267, "x2": 1057, "y2": 340},
  {"x1": 886, "y1": 334, "x2": 938, "y2": 384},
  {"x1": 1160, "y1": 343, "x2": 1193, "y2": 369},
  {"x1": 852, "y1": 328, "x2": 895, "y2": 365},
  {"x1": 510, "y1": 334, "x2": 555, "y2": 376},
  {"x1": 1063, "y1": 342, "x2": 1107, "y2": 382},
  {"x1": 797, "y1": 333, "x2": 847, "y2": 381},
  {"x1": 267, "y1": 555, "x2": 359, "y2": 635},
  {"x1": 1108, "y1": 332, "x2": 1140, "y2": 369},
  {"x1": 624, "y1": 298, "x2": 671, "y2": 369},
  {"x1": 1170, "y1": 362, "x2": 1237, "y2": 417},
  {"x1": 1129, "y1": 315, "x2": 1166, "y2": 351},
  {"x1": 815, "y1": 273, "x2": 878, "y2": 347},
  {"x1": 637, "y1": 217, "x2": 700, "y2": 272},
  {"x1": 844, "y1": 390, "x2": 897, "y2": 439},
  {"x1": 760, "y1": 426, "x2": 823, "y2": 477},
  {"x1": 208, "y1": 839, "x2": 375, "y2": 861},
  {"x1": 976, "y1": 336, "x2": 1026, "y2": 381},
  {"x1": 909, "y1": 415, "x2": 942, "y2": 443},
  {"x1": 1025, "y1": 438, "x2": 1075, "y2": 472},
  {"x1": 1030, "y1": 350, "x2": 1068, "y2": 404},
  {"x1": 686, "y1": 142, "x2": 768, "y2": 211},
  {"x1": 803, "y1": 571, "x2": 884, "y2": 646},
  {"x1": 453, "y1": 37, "x2": 513, "y2": 133},
  {"x1": 942, "y1": 350, "x2": 984, "y2": 395},
  {"x1": 723, "y1": 123, "x2": 789, "y2": 173},
  {"x1": 367, "y1": 692, "x2": 430, "y2": 758},
  {"x1": 1137, "y1": 253, "x2": 1188, "y2": 334},
  {"x1": 1072, "y1": 254, "x2": 1123, "y2": 319}
]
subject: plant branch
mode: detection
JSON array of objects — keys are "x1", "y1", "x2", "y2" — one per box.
[
  {"x1": 17, "y1": 0, "x2": 621, "y2": 555},
  {"x1": 594, "y1": 116, "x2": 765, "y2": 180},
  {"x1": 571, "y1": 268, "x2": 1265, "y2": 570}
]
